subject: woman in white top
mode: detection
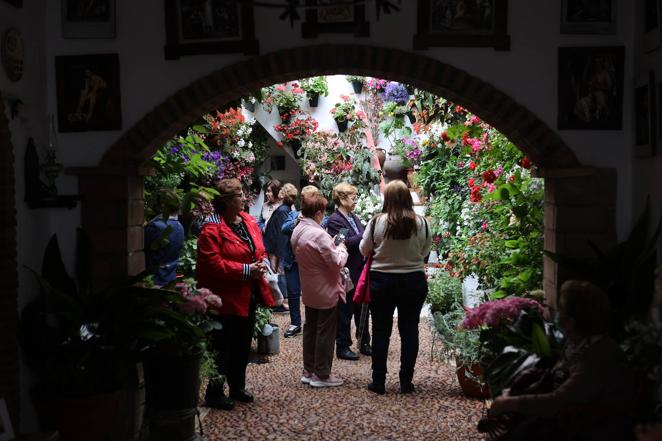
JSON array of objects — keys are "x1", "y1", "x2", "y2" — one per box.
[{"x1": 359, "y1": 180, "x2": 432, "y2": 395}]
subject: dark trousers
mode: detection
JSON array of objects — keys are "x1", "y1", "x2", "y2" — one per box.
[
  {"x1": 369, "y1": 271, "x2": 427, "y2": 385},
  {"x1": 210, "y1": 300, "x2": 256, "y2": 394},
  {"x1": 336, "y1": 288, "x2": 370, "y2": 350},
  {"x1": 303, "y1": 305, "x2": 338, "y2": 378},
  {"x1": 285, "y1": 263, "x2": 302, "y2": 327}
]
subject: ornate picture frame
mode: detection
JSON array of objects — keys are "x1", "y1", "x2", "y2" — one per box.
[
  {"x1": 301, "y1": 0, "x2": 369, "y2": 38},
  {"x1": 557, "y1": 46, "x2": 625, "y2": 130},
  {"x1": 633, "y1": 72, "x2": 657, "y2": 158},
  {"x1": 55, "y1": 53, "x2": 122, "y2": 132},
  {"x1": 164, "y1": 0, "x2": 258, "y2": 59},
  {"x1": 561, "y1": 0, "x2": 616, "y2": 34},
  {"x1": 413, "y1": 0, "x2": 510, "y2": 50},
  {"x1": 62, "y1": 0, "x2": 117, "y2": 39}
]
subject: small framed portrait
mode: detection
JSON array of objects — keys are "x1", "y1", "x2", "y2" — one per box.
[
  {"x1": 413, "y1": 0, "x2": 510, "y2": 50},
  {"x1": 0, "y1": 398, "x2": 15, "y2": 441},
  {"x1": 62, "y1": 0, "x2": 116, "y2": 38},
  {"x1": 164, "y1": 0, "x2": 258, "y2": 59},
  {"x1": 270, "y1": 155, "x2": 285, "y2": 171},
  {"x1": 633, "y1": 72, "x2": 656, "y2": 157},
  {"x1": 561, "y1": 0, "x2": 615, "y2": 34},
  {"x1": 557, "y1": 46, "x2": 625, "y2": 130},
  {"x1": 644, "y1": 0, "x2": 662, "y2": 52},
  {"x1": 301, "y1": 0, "x2": 369, "y2": 38},
  {"x1": 55, "y1": 53, "x2": 122, "y2": 132}
]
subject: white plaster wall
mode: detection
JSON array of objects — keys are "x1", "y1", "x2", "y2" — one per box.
[{"x1": 40, "y1": 0, "x2": 638, "y2": 240}]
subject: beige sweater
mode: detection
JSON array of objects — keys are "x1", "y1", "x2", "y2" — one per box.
[{"x1": 359, "y1": 214, "x2": 432, "y2": 273}]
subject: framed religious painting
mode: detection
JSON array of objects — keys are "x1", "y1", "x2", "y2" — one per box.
[
  {"x1": 301, "y1": 0, "x2": 369, "y2": 38},
  {"x1": 164, "y1": 0, "x2": 258, "y2": 59},
  {"x1": 62, "y1": 0, "x2": 117, "y2": 39},
  {"x1": 557, "y1": 46, "x2": 625, "y2": 130},
  {"x1": 561, "y1": 0, "x2": 616, "y2": 34},
  {"x1": 413, "y1": 0, "x2": 510, "y2": 50},
  {"x1": 55, "y1": 53, "x2": 122, "y2": 132},
  {"x1": 633, "y1": 72, "x2": 657, "y2": 158}
]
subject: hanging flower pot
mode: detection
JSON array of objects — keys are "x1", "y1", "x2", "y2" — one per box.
[
  {"x1": 336, "y1": 119, "x2": 348, "y2": 133},
  {"x1": 351, "y1": 80, "x2": 363, "y2": 94},
  {"x1": 405, "y1": 167, "x2": 416, "y2": 188},
  {"x1": 289, "y1": 139, "x2": 302, "y2": 157},
  {"x1": 278, "y1": 109, "x2": 292, "y2": 124},
  {"x1": 242, "y1": 99, "x2": 256, "y2": 112},
  {"x1": 407, "y1": 111, "x2": 416, "y2": 124},
  {"x1": 308, "y1": 92, "x2": 320, "y2": 107}
]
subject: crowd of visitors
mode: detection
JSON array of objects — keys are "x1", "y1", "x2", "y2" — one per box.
[{"x1": 144, "y1": 176, "x2": 645, "y2": 441}]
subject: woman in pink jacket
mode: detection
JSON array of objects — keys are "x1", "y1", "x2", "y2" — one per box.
[{"x1": 291, "y1": 193, "x2": 348, "y2": 388}]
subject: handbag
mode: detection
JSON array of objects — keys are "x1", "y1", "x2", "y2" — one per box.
[
  {"x1": 262, "y1": 258, "x2": 284, "y2": 306},
  {"x1": 353, "y1": 215, "x2": 378, "y2": 304},
  {"x1": 341, "y1": 267, "x2": 354, "y2": 293}
]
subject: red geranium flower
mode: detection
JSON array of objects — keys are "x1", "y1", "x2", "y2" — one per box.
[
  {"x1": 482, "y1": 170, "x2": 496, "y2": 183},
  {"x1": 468, "y1": 161, "x2": 477, "y2": 170},
  {"x1": 521, "y1": 156, "x2": 532, "y2": 169},
  {"x1": 441, "y1": 131, "x2": 449, "y2": 142}
]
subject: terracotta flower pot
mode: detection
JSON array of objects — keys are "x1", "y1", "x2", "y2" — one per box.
[{"x1": 455, "y1": 361, "x2": 489, "y2": 399}]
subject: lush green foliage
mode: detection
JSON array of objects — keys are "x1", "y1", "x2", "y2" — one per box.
[
  {"x1": 416, "y1": 108, "x2": 544, "y2": 297},
  {"x1": 300, "y1": 76, "x2": 329, "y2": 97},
  {"x1": 426, "y1": 270, "x2": 463, "y2": 315},
  {"x1": 431, "y1": 303, "x2": 482, "y2": 367}
]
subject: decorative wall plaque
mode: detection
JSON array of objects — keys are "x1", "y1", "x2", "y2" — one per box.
[{"x1": 1, "y1": 27, "x2": 24, "y2": 82}]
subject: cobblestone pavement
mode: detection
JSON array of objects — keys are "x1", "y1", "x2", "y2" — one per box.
[{"x1": 201, "y1": 311, "x2": 486, "y2": 440}]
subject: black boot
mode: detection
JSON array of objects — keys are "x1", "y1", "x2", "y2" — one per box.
[{"x1": 204, "y1": 382, "x2": 235, "y2": 410}]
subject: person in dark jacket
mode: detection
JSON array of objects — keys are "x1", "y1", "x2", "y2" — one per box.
[
  {"x1": 327, "y1": 182, "x2": 371, "y2": 361},
  {"x1": 264, "y1": 183, "x2": 301, "y2": 336},
  {"x1": 144, "y1": 188, "x2": 185, "y2": 286},
  {"x1": 197, "y1": 178, "x2": 275, "y2": 410}
]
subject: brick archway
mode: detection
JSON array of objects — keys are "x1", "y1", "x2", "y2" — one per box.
[
  {"x1": 100, "y1": 45, "x2": 578, "y2": 169},
  {"x1": 70, "y1": 44, "x2": 616, "y2": 305}
]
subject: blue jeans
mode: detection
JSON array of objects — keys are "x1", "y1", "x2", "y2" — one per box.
[
  {"x1": 369, "y1": 271, "x2": 427, "y2": 385},
  {"x1": 285, "y1": 263, "x2": 302, "y2": 327}
]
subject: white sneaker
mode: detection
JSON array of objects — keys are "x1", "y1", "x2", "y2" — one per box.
[
  {"x1": 310, "y1": 374, "x2": 343, "y2": 387},
  {"x1": 301, "y1": 370, "x2": 312, "y2": 384}
]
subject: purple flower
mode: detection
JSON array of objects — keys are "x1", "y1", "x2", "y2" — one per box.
[
  {"x1": 461, "y1": 297, "x2": 542, "y2": 330},
  {"x1": 383, "y1": 82, "x2": 409, "y2": 105}
]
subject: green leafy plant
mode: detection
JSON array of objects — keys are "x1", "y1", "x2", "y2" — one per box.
[
  {"x1": 300, "y1": 76, "x2": 329, "y2": 98},
  {"x1": 346, "y1": 75, "x2": 364, "y2": 84},
  {"x1": 431, "y1": 302, "x2": 481, "y2": 368},
  {"x1": 331, "y1": 96, "x2": 358, "y2": 122},
  {"x1": 254, "y1": 306, "x2": 273, "y2": 339},
  {"x1": 426, "y1": 271, "x2": 463, "y2": 315}
]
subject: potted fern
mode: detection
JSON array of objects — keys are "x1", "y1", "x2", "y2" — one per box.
[{"x1": 300, "y1": 76, "x2": 329, "y2": 107}]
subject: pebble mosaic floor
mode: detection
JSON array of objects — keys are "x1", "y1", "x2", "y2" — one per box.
[{"x1": 201, "y1": 311, "x2": 486, "y2": 440}]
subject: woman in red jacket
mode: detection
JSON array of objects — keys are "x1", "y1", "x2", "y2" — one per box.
[{"x1": 197, "y1": 178, "x2": 275, "y2": 410}]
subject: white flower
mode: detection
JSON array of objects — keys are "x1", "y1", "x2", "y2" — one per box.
[{"x1": 237, "y1": 139, "x2": 245, "y2": 147}]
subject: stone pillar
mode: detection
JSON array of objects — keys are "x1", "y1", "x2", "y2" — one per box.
[
  {"x1": 70, "y1": 167, "x2": 146, "y2": 290},
  {"x1": 543, "y1": 167, "x2": 617, "y2": 310}
]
